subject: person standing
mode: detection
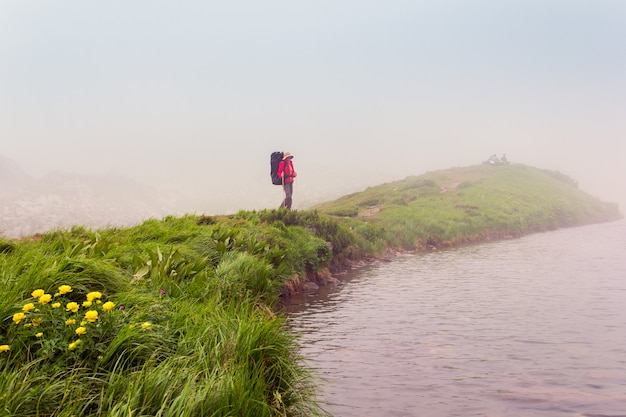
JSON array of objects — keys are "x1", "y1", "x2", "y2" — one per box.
[{"x1": 277, "y1": 152, "x2": 297, "y2": 209}]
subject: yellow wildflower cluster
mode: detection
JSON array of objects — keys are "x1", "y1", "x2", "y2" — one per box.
[
  {"x1": 4, "y1": 285, "x2": 120, "y2": 354},
  {"x1": 3, "y1": 286, "x2": 162, "y2": 357}
]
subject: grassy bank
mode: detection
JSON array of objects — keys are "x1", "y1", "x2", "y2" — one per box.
[
  {"x1": 0, "y1": 164, "x2": 621, "y2": 416},
  {"x1": 313, "y1": 164, "x2": 622, "y2": 250},
  {"x1": 0, "y1": 216, "x2": 333, "y2": 417}
]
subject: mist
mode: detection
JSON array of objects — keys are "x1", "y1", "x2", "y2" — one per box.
[{"x1": 1, "y1": 1, "x2": 625, "y2": 235}]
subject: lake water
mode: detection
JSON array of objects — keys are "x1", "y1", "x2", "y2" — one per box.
[{"x1": 285, "y1": 220, "x2": 626, "y2": 417}]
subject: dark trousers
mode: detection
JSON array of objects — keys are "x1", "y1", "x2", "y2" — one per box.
[{"x1": 281, "y1": 182, "x2": 293, "y2": 209}]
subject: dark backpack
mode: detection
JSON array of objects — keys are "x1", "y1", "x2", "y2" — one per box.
[{"x1": 270, "y1": 151, "x2": 284, "y2": 185}]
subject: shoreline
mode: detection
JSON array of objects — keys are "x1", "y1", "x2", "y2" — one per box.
[{"x1": 282, "y1": 216, "x2": 624, "y2": 299}]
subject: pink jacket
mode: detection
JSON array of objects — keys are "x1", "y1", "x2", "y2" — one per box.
[{"x1": 277, "y1": 159, "x2": 296, "y2": 183}]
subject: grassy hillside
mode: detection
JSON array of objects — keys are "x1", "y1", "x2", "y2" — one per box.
[
  {"x1": 312, "y1": 164, "x2": 622, "y2": 249},
  {"x1": 0, "y1": 163, "x2": 621, "y2": 417}
]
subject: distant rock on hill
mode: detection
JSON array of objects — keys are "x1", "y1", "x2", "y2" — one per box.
[{"x1": 0, "y1": 156, "x2": 178, "y2": 238}]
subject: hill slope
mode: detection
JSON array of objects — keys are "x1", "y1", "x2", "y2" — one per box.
[{"x1": 312, "y1": 164, "x2": 622, "y2": 249}]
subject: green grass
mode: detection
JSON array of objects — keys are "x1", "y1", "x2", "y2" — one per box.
[
  {"x1": 313, "y1": 164, "x2": 622, "y2": 249},
  {"x1": 0, "y1": 215, "x2": 330, "y2": 417},
  {"x1": 0, "y1": 163, "x2": 621, "y2": 416}
]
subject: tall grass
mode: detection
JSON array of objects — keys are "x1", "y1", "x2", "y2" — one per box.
[{"x1": 0, "y1": 215, "x2": 330, "y2": 417}]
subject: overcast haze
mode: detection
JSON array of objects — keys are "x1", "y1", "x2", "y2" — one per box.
[{"x1": 2, "y1": 1, "x2": 625, "y2": 217}]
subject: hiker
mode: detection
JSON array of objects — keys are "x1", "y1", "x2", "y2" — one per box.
[{"x1": 277, "y1": 152, "x2": 297, "y2": 209}]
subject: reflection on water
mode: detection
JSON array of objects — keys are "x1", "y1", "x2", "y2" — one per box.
[{"x1": 285, "y1": 221, "x2": 626, "y2": 417}]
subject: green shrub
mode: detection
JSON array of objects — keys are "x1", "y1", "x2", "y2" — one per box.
[{"x1": 215, "y1": 252, "x2": 283, "y2": 304}]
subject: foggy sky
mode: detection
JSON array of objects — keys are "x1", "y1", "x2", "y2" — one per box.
[{"x1": 2, "y1": 1, "x2": 625, "y2": 214}]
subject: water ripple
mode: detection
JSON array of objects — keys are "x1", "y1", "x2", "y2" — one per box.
[{"x1": 286, "y1": 221, "x2": 626, "y2": 416}]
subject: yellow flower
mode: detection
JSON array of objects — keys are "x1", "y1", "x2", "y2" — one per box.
[
  {"x1": 31, "y1": 318, "x2": 43, "y2": 327},
  {"x1": 0, "y1": 345, "x2": 10, "y2": 352},
  {"x1": 22, "y1": 303, "x2": 35, "y2": 312},
  {"x1": 141, "y1": 322, "x2": 152, "y2": 330},
  {"x1": 68, "y1": 340, "x2": 81, "y2": 350},
  {"x1": 31, "y1": 289, "x2": 45, "y2": 299},
  {"x1": 82, "y1": 300, "x2": 93, "y2": 307},
  {"x1": 102, "y1": 301, "x2": 115, "y2": 312},
  {"x1": 13, "y1": 312, "x2": 25, "y2": 324},
  {"x1": 86, "y1": 291, "x2": 102, "y2": 302},
  {"x1": 66, "y1": 302, "x2": 79, "y2": 313},
  {"x1": 85, "y1": 310, "x2": 98, "y2": 323},
  {"x1": 75, "y1": 327, "x2": 87, "y2": 335},
  {"x1": 80, "y1": 321, "x2": 87, "y2": 326},
  {"x1": 65, "y1": 319, "x2": 76, "y2": 325},
  {"x1": 52, "y1": 302, "x2": 61, "y2": 308},
  {"x1": 39, "y1": 294, "x2": 52, "y2": 304},
  {"x1": 58, "y1": 285, "x2": 72, "y2": 295},
  {"x1": 35, "y1": 332, "x2": 43, "y2": 338}
]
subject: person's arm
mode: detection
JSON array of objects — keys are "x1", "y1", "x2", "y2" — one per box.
[{"x1": 277, "y1": 160, "x2": 285, "y2": 178}]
